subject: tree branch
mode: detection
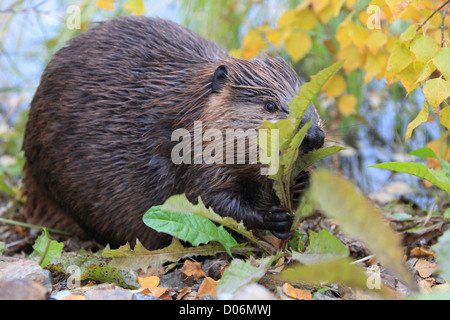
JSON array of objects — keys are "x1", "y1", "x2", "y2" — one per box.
[
  {"x1": 442, "y1": 1, "x2": 450, "y2": 47},
  {"x1": 417, "y1": 0, "x2": 450, "y2": 32}
]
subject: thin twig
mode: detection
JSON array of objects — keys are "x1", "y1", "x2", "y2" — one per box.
[
  {"x1": 442, "y1": 1, "x2": 450, "y2": 47},
  {"x1": 422, "y1": 195, "x2": 439, "y2": 227},
  {"x1": 0, "y1": 217, "x2": 70, "y2": 235},
  {"x1": 417, "y1": 0, "x2": 450, "y2": 32}
]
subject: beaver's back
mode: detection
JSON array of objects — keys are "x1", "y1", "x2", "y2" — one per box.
[
  {"x1": 23, "y1": 17, "x2": 229, "y2": 248},
  {"x1": 23, "y1": 16, "x2": 323, "y2": 249}
]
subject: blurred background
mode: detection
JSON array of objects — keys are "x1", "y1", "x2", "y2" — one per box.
[{"x1": 0, "y1": 0, "x2": 447, "y2": 215}]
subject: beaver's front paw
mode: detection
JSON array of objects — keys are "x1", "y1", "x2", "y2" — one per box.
[
  {"x1": 292, "y1": 171, "x2": 310, "y2": 207},
  {"x1": 263, "y1": 205, "x2": 293, "y2": 240}
]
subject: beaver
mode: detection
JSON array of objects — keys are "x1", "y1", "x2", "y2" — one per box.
[{"x1": 22, "y1": 16, "x2": 324, "y2": 250}]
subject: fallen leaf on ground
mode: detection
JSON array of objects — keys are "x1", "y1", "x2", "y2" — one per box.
[
  {"x1": 409, "y1": 247, "x2": 435, "y2": 258},
  {"x1": 415, "y1": 258, "x2": 436, "y2": 278},
  {"x1": 182, "y1": 260, "x2": 206, "y2": 279},
  {"x1": 137, "y1": 275, "x2": 160, "y2": 288},
  {"x1": 417, "y1": 278, "x2": 434, "y2": 293},
  {"x1": 62, "y1": 294, "x2": 86, "y2": 300},
  {"x1": 282, "y1": 283, "x2": 312, "y2": 300},
  {"x1": 198, "y1": 277, "x2": 218, "y2": 299},
  {"x1": 140, "y1": 286, "x2": 168, "y2": 298},
  {"x1": 177, "y1": 287, "x2": 192, "y2": 300}
]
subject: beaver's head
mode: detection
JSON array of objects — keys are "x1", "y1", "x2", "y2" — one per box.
[{"x1": 200, "y1": 57, "x2": 325, "y2": 154}]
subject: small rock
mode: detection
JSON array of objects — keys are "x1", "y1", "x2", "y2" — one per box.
[
  {"x1": 0, "y1": 257, "x2": 53, "y2": 292},
  {"x1": 0, "y1": 278, "x2": 49, "y2": 300},
  {"x1": 83, "y1": 283, "x2": 135, "y2": 300}
]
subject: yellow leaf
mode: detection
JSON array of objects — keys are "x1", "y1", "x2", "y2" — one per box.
[
  {"x1": 345, "y1": 0, "x2": 358, "y2": 8},
  {"x1": 398, "y1": 61, "x2": 426, "y2": 94},
  {"x1": 398, "y1": 4, "x2": 421, "y2": 21},
  {"x1": 337, "y1": 45, "x2": 365, "y2": 73},
  {"x1": 426, "y1": 134, "x2": 450, "y2": 172},
  {"x1": 366, "y1": 31, "x2": 388, "y2": 55},
  {"x1": 387, "y1": 44, "x2": 413, "y2": 73},
  {"x1": 337, "y1": 94, "x2": 357, "y2": 116},
  {"x1": 311, "y1": 0, "x2": 331, "y2": 14},
  {"x1": 294, "y1": 9, "x2": 319, "y2": 30},
  {"x1": 228, "y1": 48, "x2": 243, "y2": 59},
  {"x1": 439, "y1": 106, "x2": 450, "y2": 130},
  {"x1": 242, "y1": 30, "x2": 267, "y2": 59},
  {"x1": 415, "y1": 61, "x2": 436, "y2": 84},
  {"x1": 96, "y1": 0, "x2": 115, "y2": 10},
  {"x1": 385, "y1": 0, "x2": 412, "y2": 19},
  {"x1": 322, "y1": 74, "x2": 347, "y2": 98},
  {"x1": 277, "y1": 9, "x2": 297, "y2": 29},
  {"x1": 336, "y1": 21, "x2": 353, "y2": 49},
  {"x1": 348, "y1": 23, "x2": 370, "y2": 52},
  {"x1": 423, "y1": 78, "x2": 450, "y2": 112},
  {"x1": 284, "y1": 30, "x2": 312, "y2": 62},
  {"x1": 297, "y1": 0, "x2": 313, "y2": 10},
  {"x1": 363, "y1": 51, "x2": 388, "y2": 84},
  {"x1": 282, "y1": 283, "x2": 312, "y2": 300},
  {"x1": 410, "y1": 35, "x2": 438, "y2": 62},
  {"x1": 405, "y1": 101, "x2": 428, "y2": 141},
  {"x1": 123, "y1": 0, "x2": 145, "y2": 16},
  {"x1": 266, "y1": 28, "x2": 290, "y2": 49},
  {"x1": 317, "y1": 5, "x2": 334, "y2": 23},
  {"x1": 433, "y1": 48, "x2": 450, "y2": 79},
  {"x1": 332, "y1": 0, "x2": 346, "y2": 16}
]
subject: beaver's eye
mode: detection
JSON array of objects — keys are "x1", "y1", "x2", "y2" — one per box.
[{"x1": 264, "y1": 102, "x2": 277, "y2": 112}]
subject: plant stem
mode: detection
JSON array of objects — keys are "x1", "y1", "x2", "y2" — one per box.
[{"x1": 0, "y1": 217, "x2": 70, "y2": 235}]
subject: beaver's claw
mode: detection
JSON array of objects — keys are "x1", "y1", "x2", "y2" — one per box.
[{"x1": 264, "y1": 205, "x2": 293, "y2": 240}]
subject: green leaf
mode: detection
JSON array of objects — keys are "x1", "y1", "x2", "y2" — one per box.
[
  {"x1": 272, "y1": 119, "x2": 312, "y2": 210},
  {"x1": 290, "y1": 60, "x2": 345, "y2": 119},
  {"x1": 143, "y1": 205, "x2": 238, "y2": 256},
  {"x1": 217, "y1": 254, "x2": 280, "y2": 298},
  {"x1": 161, "y1": 194, "x2": 268, "y2": 253},
  {"x1": 294, "y1": 145, "x2": 346, "y2": 177},
  {"x1": 434, "y1": 230, "x2": 450, "y2": 283},
  {"x1": 399, "y1": 24, "x2": 417, "y2": 43},
  {"x1": 32, "y1": 228, "x2": 64, "y2": 267},
  {"x1": 410, "y1": 35, "x2": 438, "y2": 62},
  {"x1": 280, "y1": 258, "x2": 371, "y2": 289},
  {"x1": 310, "y1": 169, "x2": 412, "y2": 286},
  {"x1": 409, "y1": 147, "x2": 450, "y2": 177},
  {"x1": 405, "y1": 102, "x2": 428, "y2": 141},
  {"x1": 46, "y1": 251, "x2": 139, "y2": 289},
  {"x1": 103, "y1": 238, "x2": 252, "y2": 270},
  {"x1": 433, "y1": 47, "x2": 450, "y2": 79},
  {"x1": 291, "y1": 229, "x2": 349, "y2": 265},
  {"x1": 369, "y1": 162, "x2": 450, "y2": 193},
  {"x1": 387, "y1": 44, "x2": 413, "y2": 73}
]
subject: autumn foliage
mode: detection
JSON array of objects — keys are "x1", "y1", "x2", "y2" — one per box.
[{"x1": 231, "y1": 0, "x2": 449, "y2": 161}]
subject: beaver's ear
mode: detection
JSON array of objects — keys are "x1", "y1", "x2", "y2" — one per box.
[{"x1": 212, "y1": 65, "x2": 228, "y2": 93}]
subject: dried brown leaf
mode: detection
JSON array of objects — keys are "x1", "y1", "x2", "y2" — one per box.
[
  {"x1": 182, "y1": 260, "x2": 206, "y2": 279},
  {"x1": 282, "y1": 283, "x2": 312, "y2": 300},
  {"x1": 415, "y1": 258, "x2": 436, "y2": 278},
  {"x1": 198, "y1": 277, "x2": 218, "y2": 299}
]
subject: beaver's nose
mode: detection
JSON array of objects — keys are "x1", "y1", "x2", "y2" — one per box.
[{"x1": 301, "y1": 125, "x2": 325, "y2": 153}]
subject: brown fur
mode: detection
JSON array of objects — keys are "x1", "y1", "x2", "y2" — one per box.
[{"x1": 23, "y1": 16, "x2": 324, "y2": 249}]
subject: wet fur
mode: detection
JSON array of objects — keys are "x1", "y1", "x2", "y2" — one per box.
[{"x1": 23, "y1": 16, "x2": 322, "y2": 249}]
